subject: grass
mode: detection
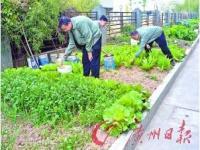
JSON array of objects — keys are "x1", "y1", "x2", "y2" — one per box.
[
  {"x1": 149, "y1": 75, "x2": 158, "y2": 81},
  {"x1": 1, "y1": 115, "x2": 20, "y2": 149}
]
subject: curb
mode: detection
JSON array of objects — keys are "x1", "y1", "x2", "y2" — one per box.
[{"x1": 109, "y1": 35, "x2": 199, "y2": 150}]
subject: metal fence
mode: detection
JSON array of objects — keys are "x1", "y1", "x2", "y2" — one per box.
[
  {"x1": 107, "y1": 12, "x2": 136, "y2": 36},
  {"x1": 106, "y1": 10, "x2": 198, "y2": 36},
  {"x1": 141, "y1": 11, "x2": 155, "y2": 26}
]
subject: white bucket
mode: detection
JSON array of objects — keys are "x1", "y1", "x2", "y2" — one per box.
[
  {"x1": 59, "y1": 53, "x2": 65, "y2": 58},
  {"x1": 55, "y1": 58, "x2": 64, "y2": 66},
  {"x1": 50, "y1": 53, "x2": 58, "y2": 63},
  {"x1": 57, "y1": 65, "x2": 72, "y2": 74}
]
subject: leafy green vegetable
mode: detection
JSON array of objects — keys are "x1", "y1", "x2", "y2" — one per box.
[
  {"x1": 169, "y1": 45, "x2": 185, "y2": 61},
  {"x1": 41, "y1": 63, "x2": 58, "y2": 71},
  {"x1": 164, "y1": 24, "x2": 197, "y2": 41},
  {"x1": 102, "y1": 90, "x2": 149, "y2": 137},
  {"x1": 103, "y1": 44, "x2": 185, "y2": 71},
  {"x1": 157, "y1": 56, "x2": 171, "y2": 71},
  {"x1": 1, "y1": 67, "x2": 147, "y2": 127},
  {"x1": 141, "y1": 55, "x2": 156, "y2": 71}
]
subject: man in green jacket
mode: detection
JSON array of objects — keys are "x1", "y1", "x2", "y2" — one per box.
[
  {"x1": 131, "y1": 26, "x2": 175, "y2": 65},
  {"x1": 59, "y1": 16, "x2": 102, "y2": 77}
]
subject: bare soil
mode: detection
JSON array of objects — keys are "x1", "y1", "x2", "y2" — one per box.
[{"x1": 101, "y1": 66, "x2": 168, "y2": 93}]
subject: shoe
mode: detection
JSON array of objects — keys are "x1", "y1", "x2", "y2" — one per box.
[{"x1": 170, "y1": 59, "x2": 176, "y2": 66}]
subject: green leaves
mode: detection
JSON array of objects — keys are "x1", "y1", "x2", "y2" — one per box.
[
  {"x1": 1, "y1": 67, "x2": 139, "y2": 126},
  {"x1": 41, "y1": 64, "x2": 58, "y2": 71},
  {"x1": 102, "y1": 90, "x2": 149, "y2": 137},
  {"x1": 2, "y1": 0, "x2": 64, "y2": 52},
  {"x1": 104, "y1": 104, "x2": 128, "y2": 121},
  {"x1": 140, "y1": 55, "x2": 156, "y2": 71},
  {"x1": 65, "y1": 0, "x2": 99, "y2": 12},
  {"x1": 102, "y1": 44, "x2": 185, "y2": 71},
  {"x1": 122, "y1": 24, "x2": 134, "y2": 36},
  {"x1": 156, "y1": 56, "x2": 171, "y2": 71},
  {"x1": 169, "y1": 45, "x2": 185, "y2": 61},
  {"x1": 164, "y1": 24, "x2": 197, "y2": 41},
  {"x1": 2, "y1": 67, "x2": 151, "y2": 138}
]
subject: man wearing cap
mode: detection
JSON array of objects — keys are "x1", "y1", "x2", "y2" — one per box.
[
  {"x1": 94, "y1": 15, "x2": 108, "y2": 31},
  {"x1": 130, "y1": 26, "x2": 175, "y2": 65},
  {"x1": 59, "y1": 16, "x2": 102, "y2": 78},
  {"x1": 93, "y1": 15, "x2": 108, "y2": 47}
]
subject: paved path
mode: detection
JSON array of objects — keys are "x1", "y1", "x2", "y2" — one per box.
[{"x1": 135, "y1": 41, "x2": 199, "y2": 150}]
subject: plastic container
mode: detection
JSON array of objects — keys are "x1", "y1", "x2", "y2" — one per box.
[
  {"x1": 50, "y1": 53, "x2": 58, "y2": 63},
  {"x1": 59, "y1": 53, "x2": 65, "y2": 58},
  {"x1": 104, "y1": 55, "x2": 115, "y2": 70},
  {"x1": 38, "y1": 54, "x2": 49, "y2": 66},
  {"x1": 55, "y1": 58, "x2": 64, "y2": 66},
  {"x1": 27, "y1": 56, "x2": 39, "y2": 69},
  {"x1": 57, "y1": 65, "x2": 72, "y2": 74}
]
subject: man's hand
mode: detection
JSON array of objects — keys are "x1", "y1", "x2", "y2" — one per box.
[
  {"x1": 135, "y1": 52, "x2": 140, "y2": 58},
  {"x1": 88, "y1": 52, "x2": 93, "y2": 61},
  {"x1": 145, "y1": 44, "x2": 151, "y2": 50},
  {"x1": 63, "y1": 53, "x2": 68, "y2": 61}
]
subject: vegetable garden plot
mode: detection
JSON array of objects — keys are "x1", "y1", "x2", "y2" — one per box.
[
  {"x1": 1, "y1": 67, "x2": 150, "y2": 149},
  {"x1": 1, "y1": 43, "x2": 188, "y2": 149},
  {"x1": 2, "y1": 19, "x2": 199, "y2": 149},
  {"x1": 102, "y1": 44, "x2": 185, "y2": 71}
]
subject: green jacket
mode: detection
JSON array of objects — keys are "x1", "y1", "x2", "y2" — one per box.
[
  {"x1": 135, "y1": 26, "x2": 163, "y2": 57},
  {"x1": 65, "y1": 16, "x2": 102, "y2": 54}
]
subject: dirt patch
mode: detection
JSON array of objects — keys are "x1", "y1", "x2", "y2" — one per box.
[
  {"x1": 15, "y1": 124, "x2": 49, "y2": 148},
  {"x1": 2, "y1": 115, "x2": 101, "y2": 150},
  {"x1": 101, "y1": 66, "x2": 169, "y2": 93}
]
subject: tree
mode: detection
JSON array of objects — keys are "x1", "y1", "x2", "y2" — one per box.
[
  {"x1": 64, "y1": 0, "x2": 99, "y2": 12},
  {"x1": 2, "y1": 0, "x2": 64, "y2": 53},
  {"x1": 142, "y1": 0, "x2": 147, "y2": 11},
  {"x1": 175, "y1": 0, "x2": 199, "y2": 13},
  {"x1": 2, "y1": 0, "x2": 100, "y2": 53}
]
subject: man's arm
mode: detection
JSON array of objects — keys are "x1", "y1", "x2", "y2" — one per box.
[
  {"x1": 65, "y1": 32, "x2": 76, "y2": 55},
  {"x1": 135, "y1": 38, "x2": 147, "y2": 57}
]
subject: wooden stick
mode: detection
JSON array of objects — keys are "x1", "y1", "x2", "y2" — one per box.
[{"x1": 21, "y1": 27, "x2": 40, "y2": 68}]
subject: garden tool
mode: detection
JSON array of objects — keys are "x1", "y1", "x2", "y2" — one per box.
[{"x1": 22, "y1": 26, "x2": 40, "y2": 69}]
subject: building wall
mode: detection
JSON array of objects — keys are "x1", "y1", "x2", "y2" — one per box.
[{"x1": 100, "y1": 0, "x2": 114, "y2": 8}]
